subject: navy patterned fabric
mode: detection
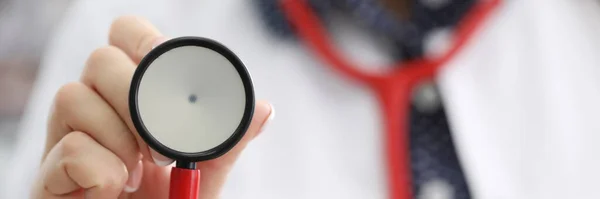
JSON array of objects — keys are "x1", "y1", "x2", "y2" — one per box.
[
  {"x1": 253, "y1": 0, "x2": 475, "y2": 60},
  {"x1": 403, "y1": 0, "x2": 476, "y2": 58},
  {"x1": 409, "y1": 103, "x2": 471, "y2": 199},
  {"x1": 253, "y1": 0, "x2": 474, "y2": 198},
  {"x1": 253, "y1": 0, "x2": 333, "y2": 39}
]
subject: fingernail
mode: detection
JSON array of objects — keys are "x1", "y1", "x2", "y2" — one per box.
[
  {"x1": 266, "y1": 104, "x2": 275, "y2": 125},
  {"x1": 150, "y1": 148, "x2": 174, "y2": 166},
  {"x1": 152, "y1": 36, "x2": 169, "y2": 48},
  {"x1": 124, "y1": 160, "x2": 143, "y2": 193},
  {"x1": 258, "y1": 104, "x2": 275, "y2": 134}
]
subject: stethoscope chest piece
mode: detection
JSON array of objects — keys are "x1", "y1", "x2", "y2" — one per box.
[{"x1": 128, "y1": 36, "x2": 254, "y2": 199}]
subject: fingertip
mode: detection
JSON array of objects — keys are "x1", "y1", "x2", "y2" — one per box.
[
  {"x1": 253, "y1": 101, "x2": 274, "y2": 138},
  {"x1": 259, "y1": 104, "x2": 274, "y2": 135},
  {"x1": 124, "y1": 160, "x2": 143, "y2": 193},
  {"x1": 267, "y1": 103, "x2": 275, "y2": 124},
  {"x1": 149, "y1": 148, "x2": 174, "y2": 167},
  {"x1": 255, "y1": 100, "x2": 272, "y2": 117},
  {"x1": 108, "y1": 15, "x2": 163, "y2": 62}
]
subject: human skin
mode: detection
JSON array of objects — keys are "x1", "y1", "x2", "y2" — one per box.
[{"x1": 31, "y1": 15, "x2": 274, "y2": 199}]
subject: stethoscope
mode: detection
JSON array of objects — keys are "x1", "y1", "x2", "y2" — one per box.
[
  {"x1": 129, "y1": 37, "x2": 254, "y2": 199},
  {"x1": 278, "y1": 0, "x2": 501, "y2": 199},
  {"x1": 128, "y1": 0, "x2": 500, "y2": 198}
]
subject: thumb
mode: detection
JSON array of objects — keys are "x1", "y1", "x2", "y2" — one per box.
[
  {"x1": 128, "y1": 101, "x2": 273, "y2": 199},
  {"x1": 197, "y1": 100, "x2": 274, "y2": 199}
]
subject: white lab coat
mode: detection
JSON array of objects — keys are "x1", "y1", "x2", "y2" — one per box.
[{"x1": 4, "y1": 0, "x2": 600, "y2": 198}]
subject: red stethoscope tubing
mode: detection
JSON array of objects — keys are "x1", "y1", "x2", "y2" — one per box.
[
  {"x1": 280, "y1": 0, "x2": 501, "y2": 198},
  {"x1": 169, "y1": 167, "x2": 201, "y2": 199}
]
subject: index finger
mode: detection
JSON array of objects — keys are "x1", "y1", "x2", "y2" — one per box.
[
  {"x1": 103, "y1": 16, "x2": 172, "y2": 164},
  {"x1": 109, "y1": 15, "x2": 165, "y2": 63}
]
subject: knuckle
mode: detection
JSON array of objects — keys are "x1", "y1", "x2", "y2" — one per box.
[
  {"x1": 109, "y1": 15, "x2": 159, "y2": 61},
  {"x1": 58, "y1": 131, "x2": 91, "y2": 155},
  {"x1": 82, "y1": 46, "x2": 121, "y2": 81},
  {"x1": 135, "y1": 33, "x2": 157, "y2": 59},
  {"x1": 109, "y1": 15, "x2": 139, "y2": 37},
  {"x1": 53, "y1": 82, "x2": 86, "y2": 114},
  {"x1": 99, "y1": 168, "x2": 128, "y2": 192},
  {"x1": 86, "y1": 46, "x2": 120, "y2": 67}
]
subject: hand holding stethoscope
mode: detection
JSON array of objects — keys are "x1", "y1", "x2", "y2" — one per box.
[{"x1": 33, "y1": 16, "x2": 274, "y2": 199}]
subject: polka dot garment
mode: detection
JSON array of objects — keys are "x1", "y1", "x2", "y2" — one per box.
[
  {"x1": 410, "y1": 84, "x2": 471, "y2": 199},
  {"x1": 252, "y1": 0, "x2": 334, "y2": 39},
  {"x1": 253, "y1": 0, "x2": 474, "y2": 198},
  {"x1": 253, "y1": 0, "x2": 475, "y2": 61}
]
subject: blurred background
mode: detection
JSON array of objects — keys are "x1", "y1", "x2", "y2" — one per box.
[
  {"x1": 2, "y1": 0, "x2": 600, "y2": 198},
  {"x1": 0, "y1": 0, "x2": 72, "y2": 180}
]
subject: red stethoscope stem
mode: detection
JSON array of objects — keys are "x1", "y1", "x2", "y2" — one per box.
[
  {"x1": 169, "y1": 165, "x2": 201, "y2": 199},
  {"x1": 280, "y1": 0, "x2": 501, "y2": 198}
]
